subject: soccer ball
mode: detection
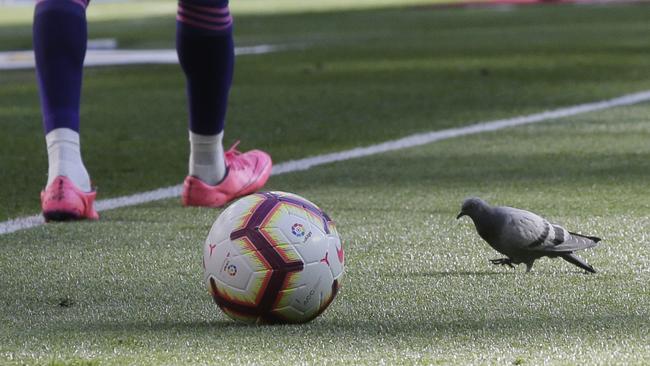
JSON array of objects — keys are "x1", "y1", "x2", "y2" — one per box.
[{"x1": 203, "y1": 191, "x2": 344, "y2": 324}]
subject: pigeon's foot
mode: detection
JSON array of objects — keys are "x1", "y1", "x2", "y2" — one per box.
[{"x1": 490, "y1": 258, "x2": 515, "y2": 268}]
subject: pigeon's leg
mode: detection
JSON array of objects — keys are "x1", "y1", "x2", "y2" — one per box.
[
  {"x1": 490, "y1": 258, "x2": 515, "y2": 268},
  {"x1": 524, "y1": 261, "x2": 534, "y2": 273}
]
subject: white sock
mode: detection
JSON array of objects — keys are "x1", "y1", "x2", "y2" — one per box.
[
  {"x1": 189, "y1": 131, "x2": 226, "y2": 185},
  {"x1": 46, "y1": 128, "x2": 91, "y2": 192}
]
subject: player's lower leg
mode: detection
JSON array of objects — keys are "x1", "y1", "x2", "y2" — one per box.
[
  {"x1": 177, "y1": 0, "x2": 234, "y2": 185},
  {"x1": 34, "y1": 0, "x2": 97, "y2": 220},
  {"x1": 177, "y1": 0, "x2": 272, "y2": 207}
]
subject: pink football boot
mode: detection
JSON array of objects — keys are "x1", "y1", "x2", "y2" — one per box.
[
  {"x1": 182, "y1": 141, "x2": 272, "y2": 208},
  {"x1": 41, "y1": 176, "x2": 99, "y2": 221}
]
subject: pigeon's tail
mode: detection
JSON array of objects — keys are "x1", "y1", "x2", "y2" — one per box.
[
  {"x1": 561, "y1": 253, "x2": 596, "y2": 273},
  {"x1": 569, "y1": 231, "x2": 601, "y2": 243}
]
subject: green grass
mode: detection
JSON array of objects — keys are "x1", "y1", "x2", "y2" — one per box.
[
  {"x1": 1, "y1": 1, "x2": 650, "y2": 365},
  {"x1": 2, "y1": 103, "x2": 649, "y2": 365},
  {"x1": 2, "y1": 3, "x2": 650, "y2": 220}
]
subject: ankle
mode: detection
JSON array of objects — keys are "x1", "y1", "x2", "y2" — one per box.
[
  {"x1": 46, "y1": 128, "x2": 91, "y2": 192},
  {"x1": 189, "y1": 131, "x2": 226, "y2": 185}
]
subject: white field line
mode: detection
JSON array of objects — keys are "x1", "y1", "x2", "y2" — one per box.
[
  {"x1": 2, "y1": 89, "x2": 650, "y2": 235},
  {"x1": 0, "y1": 44, "x2": 292, "y2": 70}
]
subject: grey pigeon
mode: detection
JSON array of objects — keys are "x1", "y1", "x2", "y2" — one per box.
[{"x1": 456, "y1": 197, "x2": 601, "y2": 273}]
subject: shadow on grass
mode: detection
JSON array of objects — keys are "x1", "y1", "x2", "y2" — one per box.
[
  {"x1": 406, "y1": 267, "x2": 608, "y2": 277},
  {"x1": 322, "y1": 313, "x2": 650, "y2": 337},
  {"x1": 281, "y1": 150, "x2": 650, "y2": 193}
]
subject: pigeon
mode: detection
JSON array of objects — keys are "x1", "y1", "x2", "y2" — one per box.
[{"x1": 456, "y1": 197, "x2": 601, "y2": 273}]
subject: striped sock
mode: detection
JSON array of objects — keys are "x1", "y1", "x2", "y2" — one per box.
[{"x1": 176, "y1": 0, "x2": 233, "y2": 34}]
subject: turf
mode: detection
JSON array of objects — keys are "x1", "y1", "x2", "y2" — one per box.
[
  {"x1": 2, "y1": 102, "x2": 649, "y2": 365},
  {"x1": 1, "y1": 1, "x2": 650, "y2": 365},
  {"x1": 2, "y1": 3, "x2": 650, "y2": 220}
]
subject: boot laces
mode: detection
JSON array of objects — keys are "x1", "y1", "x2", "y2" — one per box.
[{"x1": 225, "y1": 141, "x2": 245, "y2": 170}]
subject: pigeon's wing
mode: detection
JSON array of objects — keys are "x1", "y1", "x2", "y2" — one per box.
[
  {"x1": 497, "y1": 207, "x2": 600, "y2": 253},
  {"x1": 496, "y1": 207, "x2": 551, "y2": 250},
  {"x1": 528, "y1": 224, "x2": 600, "y2": 253}
]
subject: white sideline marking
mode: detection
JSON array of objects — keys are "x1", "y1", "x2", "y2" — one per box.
[
  {"x1": 0, "y1": 44, "x2": 291, "y2": 70},
  {"x1": 2, "y1": 89, "x2": 650, "y2": 235}
]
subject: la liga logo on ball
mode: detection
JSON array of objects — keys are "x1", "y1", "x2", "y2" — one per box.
[
  {"x1": 226, "y1": 264, "x2": 237, "y2": 276},
  {"x1": 291, "y1": 223, "x2": 306, "y2": 238},
  {"x1": 221, "y1": 260, "x2": 238, "y2": 276}
]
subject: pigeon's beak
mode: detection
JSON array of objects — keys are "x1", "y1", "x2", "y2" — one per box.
[{"x1": 456, "y1": 212, "x2": 466, "y2": 220}]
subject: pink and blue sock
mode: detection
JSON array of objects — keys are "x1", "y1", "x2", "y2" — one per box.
[
  {"x1": 33, "y1": 0, "x2": 89, "y2": 134},
  {"x1": 176, "y1": 0, "x2": 234, "y2": 136}
]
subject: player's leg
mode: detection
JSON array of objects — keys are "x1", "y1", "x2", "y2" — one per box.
[
  {"x1": 177, "y1": 0, "x2": 272, "y2": 207},
  {"x1": 34, "y1": 0, "x2": 98, "y2": 221},
  {"x1": 177, "y1": 0, "x2": 233, "y2": 186}
]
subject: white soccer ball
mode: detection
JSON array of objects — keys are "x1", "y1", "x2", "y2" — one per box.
[{"x1": 203, "y1": 191, "x2": 344, "y2": 324}]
